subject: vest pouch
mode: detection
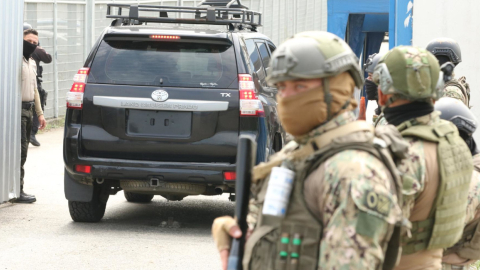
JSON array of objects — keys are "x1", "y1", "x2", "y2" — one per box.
[
  {"x1": 276, "y1": 222, "x2": 321, "y2": 270},
  {"x1": 244, "y1": 225, "x2": 279, "y2": 270}
]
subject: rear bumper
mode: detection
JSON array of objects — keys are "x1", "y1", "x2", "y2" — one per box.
[
  {"x1": 64, "y1": 123, "x2": 237, "y2": 186},
  {"x1": 64, "y1": 157, "x2": 236, "y2": 185}
]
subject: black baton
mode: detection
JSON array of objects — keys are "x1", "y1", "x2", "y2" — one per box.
[{"x1": 227, "y1": 135, "x2": 257, "y2": 270}]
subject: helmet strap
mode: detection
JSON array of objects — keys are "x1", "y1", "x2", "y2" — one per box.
[
  {"x1": 382, "y1": 95, "x2": 398, "y2": 111},
  {"x1": 323, "y1": 78, "x2": 333, "y2": 121}
]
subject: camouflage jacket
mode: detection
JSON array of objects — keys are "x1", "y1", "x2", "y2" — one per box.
[
  {"x1": 394, "y1": 111, "x2": 444, "y2": 270},
  {"x1": 395, "y1": 112, "x2": 443, "y2": 218},
  {"x1": 248, "y1": 111, "x2": 402, "y2": 269},
  {"x1": 442, "y1": 76, "x2": 470, "y2": 107}
]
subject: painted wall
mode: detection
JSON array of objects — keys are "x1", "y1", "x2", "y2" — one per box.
[
  {"x1": 412, "y1": 0, "x2": 480, "y2": 142},
  {"x1": 0, "y1": 0, "x2": 24, "y2": 203}
]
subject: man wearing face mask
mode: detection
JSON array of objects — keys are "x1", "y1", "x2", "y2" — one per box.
[
  {"x1": 364, "y1": 53, "x2": 383, "y2": 123},
  {"x1": 426, "y1": 38, "x2": 470, "y2": 107},
  {"x1": 18, "y1": 29, "x2": 47, "y2": 203},
  {"x1": 23, "y1": 23, "x2": 52, "y2": 147},
  {"x1": 212, "y1": 31, "x2": 410, "y2": 270},
  {"x1": 434, "y1": 97, "x2": 480, "y2": 270},
  {"x1": 372, "y1": 46, "x2": 473, "y2": 270}
]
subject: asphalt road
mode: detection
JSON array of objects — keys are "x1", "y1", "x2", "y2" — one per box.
[{"x1": 0, "y1": 128, "x2": 234, "y2": 270}]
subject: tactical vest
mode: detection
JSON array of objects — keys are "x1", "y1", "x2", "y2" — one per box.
[
  {"x1": 397, "y1": 119, "x2": 473, "y2": 254},
  {"x1": 243, "y1": 121, "x2": 406, "y2": 270},
  {"x1": 443, "y1": 155, "x2": 480, "y2": 260},
  {"x1": 445, "y1": 77, "x2": 470, "y2": 107}
]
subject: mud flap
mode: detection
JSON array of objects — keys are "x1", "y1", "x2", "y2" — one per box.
[{"x1": 64, "y1": 169, "x2": 94, "y2": 202}]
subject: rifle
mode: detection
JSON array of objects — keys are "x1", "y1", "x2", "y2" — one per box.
[{"x1": 227, "y1": 135, "x2": 257, "y2": 270}]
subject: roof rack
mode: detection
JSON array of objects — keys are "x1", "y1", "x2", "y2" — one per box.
[
  {"x1": 106, "y1": 2, "x2": 262, "y2": 31},
  {"x1": 198, "y1": 0, "x2": 247, "y2": 9}
]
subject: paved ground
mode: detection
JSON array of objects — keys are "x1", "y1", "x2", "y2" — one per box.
[{"x1": 0, "y1": 128, "x2": 233, "y2": 270}]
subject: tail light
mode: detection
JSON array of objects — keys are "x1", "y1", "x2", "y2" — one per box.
[
  {"x1": 223, "y1": 171, "x2": 236, "y2": 181},
  {"x1": 239, "y1": 74, "x2": 265, "y2": 117},
  {"x1": 66, "y1": 68, "x2": 89, "y2": 109},
  {"x1": 75, "y1": 164, "x2": 91, "y2": 174}
]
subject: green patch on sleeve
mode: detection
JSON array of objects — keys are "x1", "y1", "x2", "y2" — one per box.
[{"x1": 356, "y1": 211, "x2": 386, "y2": 239}]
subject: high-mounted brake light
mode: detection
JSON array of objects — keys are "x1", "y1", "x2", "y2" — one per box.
[
  {"x1": 75, "y1": 164, "x2": 92, "y2": 174},
  {"x1": 223, "y1": 171, "x2": 236, "y2": 181},
  {"x1": 239, "y1": 74, "x2": 264, "y2": 117},
  {"x1": 150, "y1": 35, "x2": 181, "y2": 40},
  {"x1": 67, "y1": 68, "x2": 90, "y2": 109}
]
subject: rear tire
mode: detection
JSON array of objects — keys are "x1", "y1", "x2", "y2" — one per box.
[
  {"x1": 124, "y1": 192, "x2": 154, "y2": 203},
  {"x1": 68, "y1": 200, "x2": 106, "y2": 222}
]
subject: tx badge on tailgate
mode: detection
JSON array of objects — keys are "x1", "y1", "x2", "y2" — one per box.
[{"x1": 151, "y1": 90, "x2": 169, "y2": 102}]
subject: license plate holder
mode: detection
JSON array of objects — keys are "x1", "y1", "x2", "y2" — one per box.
[{"x1": 127, "y1": 109, "x2": 192, "y2": 137}]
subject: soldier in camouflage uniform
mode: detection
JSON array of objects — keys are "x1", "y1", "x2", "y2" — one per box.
[
  {"x1": 373, "y1": 46, "x2": 473, "y2": 270},
  {"x1": 434, "y1": 97, "x2": 480, "y2": 270},
  {"x1": 426, "y1": 38, "x2": 470, "y2": 106},
  {"x1": 212, "y1": 31, "x2": 410, "y2": 270}
]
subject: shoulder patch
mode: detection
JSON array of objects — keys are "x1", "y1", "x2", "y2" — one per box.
[
  {"x1": 364, "y1": 190, "x2": 391, "y2": 216},
  {"x1": 351, "y1": 178, "x2": 402, "y2": 225}
]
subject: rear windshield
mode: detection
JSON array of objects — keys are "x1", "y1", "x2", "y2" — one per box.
[{"x1": 88, "y1": 39, "x2": 238, "y2": 88}]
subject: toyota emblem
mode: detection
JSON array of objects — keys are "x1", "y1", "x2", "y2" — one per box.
[{"x1": 151, "y1": 90, "x2": 169, "y2": 102}]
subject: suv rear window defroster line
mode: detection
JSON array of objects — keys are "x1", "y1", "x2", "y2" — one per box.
[{"x1": 88, "y1": 39, "x2": 238, "y2": 88}]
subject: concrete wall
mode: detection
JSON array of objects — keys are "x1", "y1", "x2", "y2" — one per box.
[
  {"x1": 412, "y1": 0, "x2": 480, "y2": 142},
  {"x1": 0, "y1": 0, "x2": 24, "y2": 203}
]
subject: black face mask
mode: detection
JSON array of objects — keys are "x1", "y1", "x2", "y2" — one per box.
[
  {"x1": 23, "y1": 40, "x2": 37, "y2": 60},
  {"x1": 365, "y1": 79, "x2": 378, "y2": 101},
  {"x1": 383, "y1": 101, "x2": 434, "y2": 127}
]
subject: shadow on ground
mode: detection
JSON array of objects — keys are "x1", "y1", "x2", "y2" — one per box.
[{"x1": 62, "y1": 194, "x2": 235, "y2": 236}]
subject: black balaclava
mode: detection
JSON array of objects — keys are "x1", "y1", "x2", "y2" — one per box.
[
  {"x1": 436, "y1": 55, "x2": 451, "y2": 66},
  {"x1": 23, "y1": 40, "x2": 37, "y2": 60},
  {"x1": 365, "y1": 79, "x2": 382, "y2": 115},
  {"x1": 365, "y1": 79, "x2": 378, "y2": 101},
  {"x1": 383, "y1": 101, "x2": 434, "y2": 127}
]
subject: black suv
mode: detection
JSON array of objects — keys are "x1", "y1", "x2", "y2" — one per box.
[{"x1": 63, "y1": 2, "x2": 284, "y2": 222}]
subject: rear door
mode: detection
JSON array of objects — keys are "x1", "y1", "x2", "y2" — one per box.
[{"x1": 81, "y1": 35, "x2": 239, "y2": 163}]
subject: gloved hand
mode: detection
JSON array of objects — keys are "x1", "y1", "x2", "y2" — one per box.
[{"x1": 212, "y1": 216, "x2": 242, "y2": 270}]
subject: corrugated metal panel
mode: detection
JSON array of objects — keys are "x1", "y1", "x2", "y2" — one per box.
[
  {"x1": 25, "y1": 0, "x2": 86, "y2": 118},
  {"x1": 0, "y1": 0, "x2": 24, "y2": 203},
  {"x1": 93, "y1": 0, "x2": 328, "y2": 47},
  {"x1": 260, "y1": 0, "x2": 327, "y2": 45}
]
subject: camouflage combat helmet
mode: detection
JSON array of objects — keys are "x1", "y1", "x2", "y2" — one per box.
[
  {"x1": 364, "y1": 53, "x2": 383, "y2": 74},
  {"x1": 435, "y1": 97, "x2": 477, "y2": 137},
  {"x1": 266, "y1": 31, "x2": 364, "y2": 119},
  {"x1": 373, "y1": 46, "x2": 443, "y2": 106},
  {"x1": 426, "y1": 37, "x2": 462, "y2": 66}
]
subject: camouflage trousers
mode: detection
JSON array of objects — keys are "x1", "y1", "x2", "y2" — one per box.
[{"x1": 21, "y1": 107, "x2": 33, "y2": 187}]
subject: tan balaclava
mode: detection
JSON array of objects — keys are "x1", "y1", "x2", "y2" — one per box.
[{"x1": 277, "y1": 72, "x2": 357, "y2": 137}]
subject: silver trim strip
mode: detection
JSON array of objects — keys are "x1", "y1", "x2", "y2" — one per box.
[{"x1": 93, "y1": 96, "x2": 229, "y2": 112}]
